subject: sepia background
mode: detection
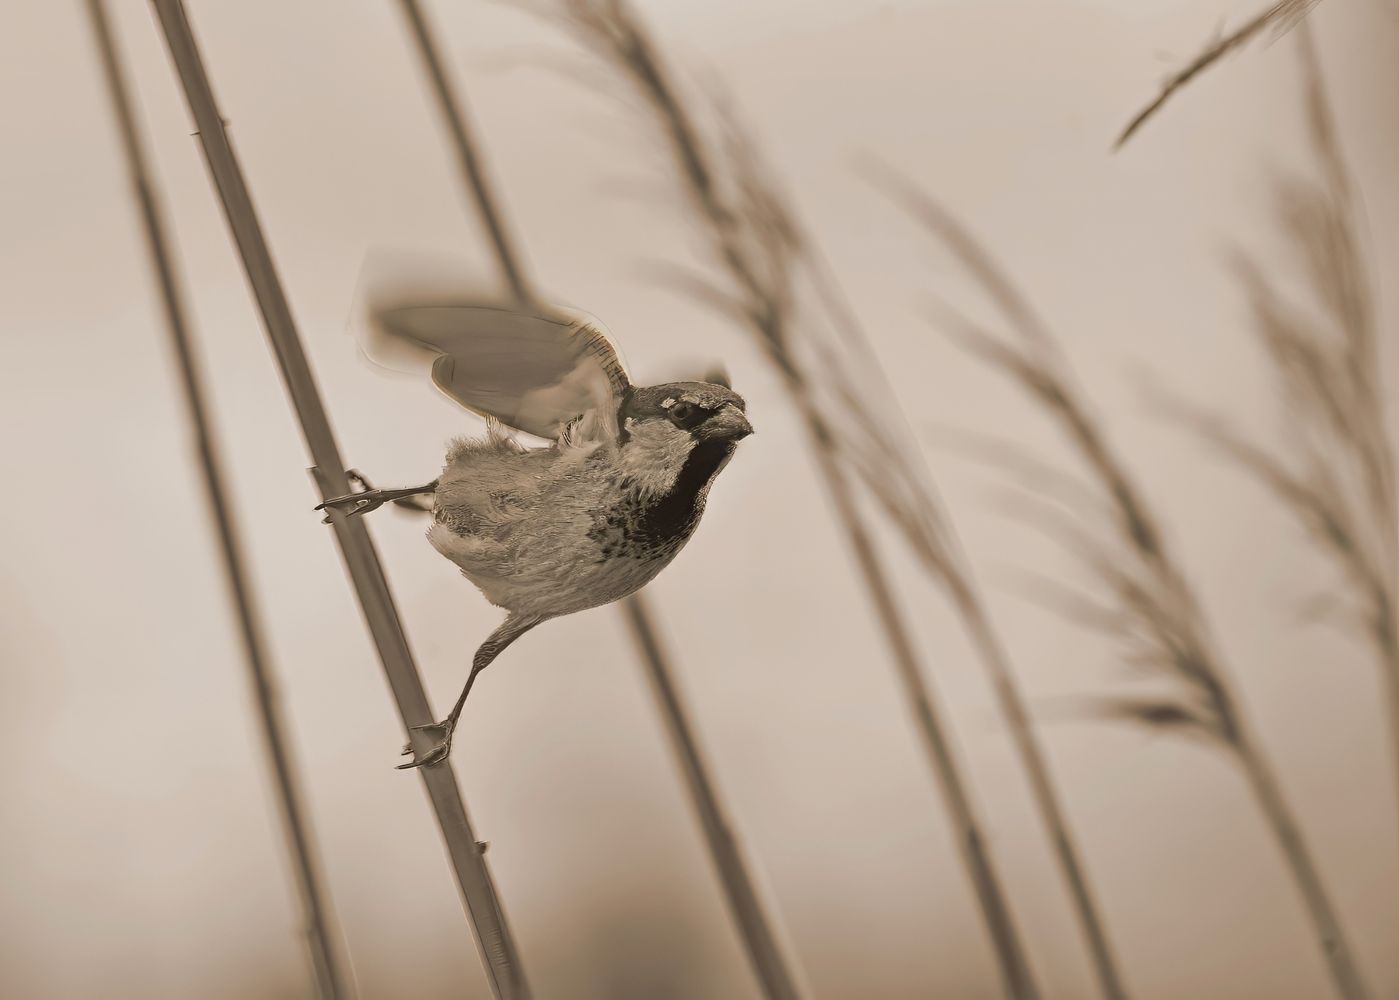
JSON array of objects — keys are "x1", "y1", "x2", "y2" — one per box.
[{"x1": 2, "y1": 1, "x2": 1397, "y2": 997}]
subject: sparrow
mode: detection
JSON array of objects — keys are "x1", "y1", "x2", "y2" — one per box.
[{"x1": 316, "y1": 296, "x2": 753, "y2": 769}]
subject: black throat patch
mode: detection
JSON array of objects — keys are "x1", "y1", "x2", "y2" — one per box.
[{"x1": 590, "y1": 439, "x2": 736, "y2": 560}]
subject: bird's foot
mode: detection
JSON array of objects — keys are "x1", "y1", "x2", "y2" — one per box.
[
  {"x1": 397, "y1": 720, "x2": 455, "y2": 770},
  {"x1": 317, "y1": 472, "x2": 437, "y2": 523},
  {"x1": 316, "y1": 470, "x2": 387, "y2": 523},
  {"x1": 316, "y1": 492, "x2": 389, "y2": 523}
]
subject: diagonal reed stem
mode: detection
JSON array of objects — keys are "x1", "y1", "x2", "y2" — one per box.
[
  {"x1": 1113, "y1": 0, "x2": 1322, "y2": 148},
  {"x1": 548, "y1": 3, "x2": 1042, "y2": 995},
  {"x1": 953, "y1": 580, "x2": 1128, "y2": 1000},
  {"x1": 803, "y1": 245, "x2": 1129, "y2": 999},
  {"x1": 148, "y1": 2, "x2": 530, "y2": 997},
  {"x1": 87, "y1": 3, "x2": 351, "y2": 995},
  {"x1": 879, "y1": 173, "x2": 1371, "y2": 1000},
  {"x1": 621, "y1": 597, "x2": 805, "y2": 1000},
  {"x1": 800, "y1": 388, "x2": 1041, "y2": 1000},
  {"x1": 395, "y1": 3, "x2": 805, "y2": 995}
]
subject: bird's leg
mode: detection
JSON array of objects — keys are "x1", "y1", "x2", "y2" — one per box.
[
  {"x1": 398, "y1": 613, "x2": 544, "y2": 770},
  {"x1": 316, "y1": 472, "x2": 438, "y2": 523},
  {"x1": 346, "y1": 470, "x2": 435, "y2": 514}
]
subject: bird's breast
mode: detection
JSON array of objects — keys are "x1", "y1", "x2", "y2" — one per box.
[{"x1": 587, "y1": 438, "x2": 735, "y2": 562}]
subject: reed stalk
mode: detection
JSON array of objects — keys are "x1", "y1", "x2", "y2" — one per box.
[
  {"x1": 876, "y1": 167, "x2": 1371, "y2": 1000},
  {"x1": 1164, "y1": 26, "x2": 1398, "y2": 843},
  {"x1": 545, "y1": 2, "x2": 1041, "y2": 995},
  {"x1": 805, "y1": 237, "x2": 1129, "y2": 1000},
  {"x1": 1115, "y1": 0, "x2": 1323, "y2": 148},
  {"x1": 394, "y1": 4, "x2": 805, "y2": 995},
  {"x1": 88, "y1": 2, "x2": 351, "y2": 995},
  {"x1": 148, "y1": 3, "x2": 529, "y2": 996}
]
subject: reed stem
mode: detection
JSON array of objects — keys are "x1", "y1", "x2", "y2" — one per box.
[
  {"x1": 89, "y1": 3, "x2": 351, "y2": 995},
  {"x1": 548, "y1": 4, "x2": 1044, "y2": 993},
  {"x1": 396, "y1": 4, "x2": 805, "y2": 995},
  {"x1": 799, "y1": 394, "x2": 1041, "y2": 1000},
  {"x1": 805, "y1": 239, "x2": 1129, "y2": 1000},
  {"x1": 879, "y1": 172, "x2": 1372, "y2": 999},
  {"x1": 622, "y1": 596, "x2": 804, "y2": 1000},
  {"x1": 1236, "y1": 724, "x2": 1370, "y2": 1000},
  {"x1": 951, "y1": 581, "x2": 1128, "y2": 1000},
  {"x1": 149, "y1": 3, "x2": 529, "y2": 996}
]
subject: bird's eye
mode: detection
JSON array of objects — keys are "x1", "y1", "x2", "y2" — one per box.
[{"x1": 668, "y1": 401, "x2": 698, "y2": 427}]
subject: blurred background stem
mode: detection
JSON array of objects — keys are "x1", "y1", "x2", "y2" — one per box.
[
  {"x1": 148, "y1": 2, "x2": 530, "y2": 996},
  {"x1": 803, "y1": 230, "x2": 1129, "y2": 999},
  {"x1": 86, "y1": 2, "x2": 351, "y2": 995},
  {"x1": 545, "y1": 3, "x2": 1044, "y2": 995},
  {"x1": 877, "y1": 167, "x2": 1373, "y2": 999},
  {"x1": 792, "y1": 385, "x2": 1042, "y2": 1000},
  {"x1": 395, "y1": 3, "x2": 806, "y2": 996}
]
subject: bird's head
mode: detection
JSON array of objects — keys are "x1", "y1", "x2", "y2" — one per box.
[
  {"x1": 614, "y1": 381, "x2": 752, "y2": 498},
  {"x1": 621, "y1": 381, "x2": 752, "y2": 444}
]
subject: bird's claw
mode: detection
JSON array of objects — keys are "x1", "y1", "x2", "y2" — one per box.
[
  {"x1": 316, "y1": 470, "x2": 385, "y2": 523},
  {"x1": 397, "y1": 720, "x2": 454, "y2": 770},
  {"x1": 316, "y1": 493, "x2": 387, "y2": 524}
]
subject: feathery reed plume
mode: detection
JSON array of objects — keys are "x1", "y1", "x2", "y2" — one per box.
[
  {"x1": 1163, "y1": 28, "x2": 1398, "y2": 825},
  {"x1": 148, "y1": 4, "x2": 530, "y2": 997},
  {"x1": 86, "y1": 3, "x2": 351, "y2": 995},
  {"x1": 875, "y1": 166, "x2": 1371, "y2": 999},
  {"x1": 394, "y1": 4, "x2": 805, "y2": 997},
  {"x1": 805, "y1": 233, "x2": 1130, "y2": 999},
  {"x1": 542, "y1": 2, "x2": 1041, "y2": 996},
  {"x1": 1114, "y1": 0, "x2": 1322, "y2": 148}
]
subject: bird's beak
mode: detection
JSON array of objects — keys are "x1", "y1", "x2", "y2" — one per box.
[{"x1": 699, "y1": 404, "x2": 754, "y2": 442}]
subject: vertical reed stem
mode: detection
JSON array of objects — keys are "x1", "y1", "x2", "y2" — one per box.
[
  {"x1": 796, "y1": 387, "x2": 1040, "y2": 1000},
  {"x1": 1385, "y1": 662, "x2": 1399, "y2": 836},
  {"x1": 148, "y1": 3, "x2": 529, "y2": 996},
  {"x1": 1235, "y1": 725, "x2": 1369, "y2": 1000},
  {"x1": 1296, "y1": 22, "x2": 1399, "y2": 857},
  {"x1": 950, "y1": 580, "x2": 1126, "y2": 1000},
  {"x1": 397, "y1": 0, "x2": 531, "y2": 305},
  {"x1": 623, "y1": 597, "x2": 804, "y2": 1000},
  {"x1": 808, "y1": 245, "x2": 1128, "y2": 999},
  {"x1": 395, "y1": 4, "x2": 805, "y2": 995},
  {"x1": 879, "y1": 165, "x2": 1374, "y2": 997},
  {"x1": 554, "y1": 4, "x2": 1042, "y2": 990},
  {"x1": 88, "y1": 3, "x2": 351, "y2": 995}
]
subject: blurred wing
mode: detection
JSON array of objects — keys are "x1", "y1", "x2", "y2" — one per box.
[
  {"x1": 371, "y1": 299, "x2": 631, "y2": 441},
  {"x1": 700, "y1": 363, "x2": 731, "y2": 388},
  {"x1": 642, "y1": 357, "x2": 731, "y2": 389}
]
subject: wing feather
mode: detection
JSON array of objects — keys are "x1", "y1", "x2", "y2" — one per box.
[{"x1": 369, "y1": 297, "x2": 630, "y2": 442}]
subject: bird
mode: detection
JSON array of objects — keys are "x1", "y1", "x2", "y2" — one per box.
[{"x1": 316, "y1": 294, "x2": 753, "y2": 769}]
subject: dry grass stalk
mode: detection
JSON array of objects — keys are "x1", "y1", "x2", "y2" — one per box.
[
  {"x1": 395, "y1": 3, "x2": 806, "y2": 996},
  {"x1": 802, "y1": 234, "x2": 1130, "y2": 998},
  {"x1": 876, "y1": 165, "x2": 1372, "y2": 999},
  {"x1": 148, "y1": 3, "x2": 530, "y2": 997},
  {"x1": 1115, "y1": 0, "x2": 1323, "y2": 148},
  {"x1": 542, "y1": 2, "x2": 1042, "y2": 996},
  {"x1": 87, "y1": 2, "x2": 351, "y2": 995},
  {"x1": 1165, "y1": 27, "x2": 1398, "y2": 827}
]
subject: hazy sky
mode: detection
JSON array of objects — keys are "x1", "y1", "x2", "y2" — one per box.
[{"x1": 1, "y1": 1, "x2": 1396, "y2": 998}]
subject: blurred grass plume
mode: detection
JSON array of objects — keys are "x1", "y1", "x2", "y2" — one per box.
[{"x1": 875, "y1": 148, "x2": 1373, "y2": 998}]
